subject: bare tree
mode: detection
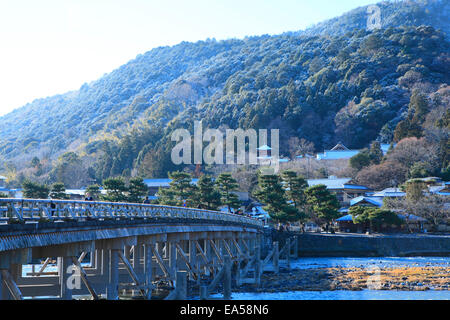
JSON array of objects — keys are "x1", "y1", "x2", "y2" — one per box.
[
  {"x1": 287, "y1": 137, "x2": 315, "y2": 159},
  {"x1": 384, "y1": 195, "x2": 449, "y2": 233}
]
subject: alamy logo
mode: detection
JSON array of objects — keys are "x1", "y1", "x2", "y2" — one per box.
[
  {"x1": 366, "y1": 266, "x2": 382, "y2": 290},
  {"x1": 367, "y1": 5, "x2": 381, "y2": 31},
  {"x1": 171, "y1": 121, "x2": 280, "y2": 174},
  {"x1": 66, "y1": 265, "x2": 81, "y2": 290}
]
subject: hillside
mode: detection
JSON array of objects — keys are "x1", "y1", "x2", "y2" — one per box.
[
  {"x1": 299, "y1": 0, "x2": 449, "y2": 37},
  {"x1": 0, "y1": 0, "x2": 448, "y2": 187}
]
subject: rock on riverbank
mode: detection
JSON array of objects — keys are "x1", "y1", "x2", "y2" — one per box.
[{"x1": 235, "y1": 266, "x2": 450, "y2": 293}]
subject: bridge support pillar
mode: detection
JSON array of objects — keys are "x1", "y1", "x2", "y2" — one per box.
[
  {"x1": 90, "y1": 250, "x2": 97, "y2": 269},
  {"x1": 132, "y1": 244, "x2": 143, "y2": 296},
  {"x1": 169, "y1": 242, "x2": 177, "y2": 279},
  {"x1": 0, "y1": 269, "x2": 8, "y2": 300},
  {"x1": 273, "y1": 242, "x2": 279, "y2": 274},
  {"x1": 223, "y1": 255, "x2": 232, "y2": 300},
  {"x1": 254, "y1": 245, "x2": 261, "y2": 287},
  {"x1": 188, "y1": 240, "x2": 197, "y2": 281},
  {"x1": 293, "y1": 236, "x2": 299, "y2": 259},
  {"x1": 286, "y1": 238, "x2": 291, "y2": 271},
  {"x1": 144, "y1": 244, "x2": 153, "y2": 299},
  {"x1": 204, "y1": 239, "x2": 211, "y2": 276},
  {"x1": 58, "y1": 257, "x2": 72, "y2": 300},
  {"x1": 107, "y1": 249, "x2": 119, "y2": 300},
  {"x1": 0, "y1": 270, "x2": 3, "y2": 300},
  {"x1": 175, "y1": 270, "x2": 187, "y2": 300}
]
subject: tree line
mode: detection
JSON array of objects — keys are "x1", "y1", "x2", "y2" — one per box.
[{"x1": 20, "y1": 177, "x2": 148, "y2": 204}]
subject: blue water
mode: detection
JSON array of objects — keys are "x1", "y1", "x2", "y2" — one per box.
[
  {"x1": 289, "y1": 256, "x2": 450, "y2": 269},
  {"x1": 22, "y1": 257, "x2": 450, "y2": 300},
  {"x1": 214, "y1": 290, "x2": 450, "y2": 300}
]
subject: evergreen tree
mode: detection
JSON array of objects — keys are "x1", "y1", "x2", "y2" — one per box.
[
  {"x1": 394, "y1": 91, "x2": 429, "y2": 141},
  {"x1": 304, "y1": 184, "x2": 340, "y2": 232},
  {"x1": 192, "y1": 175, "x2": 222, "y2": 210},
  {"x1": 102, "y1": 177, "x2": 128, "y2": 202},
  {"x1": 127, "y1": 177, "x2": 148, "y2": 203},
  {"x1": 351, "y1": 206, "x2": 401, "y2": 233},
  {"x1": 254, "y1": 174, "x2": 300, "y2": 223},
  {"x1": 349, "y1": 149, "x2": 371, "y2": 170},
  {"x1": 22, "y1": 180, "x2": 50, "y2": 199},
  {"x1": 49, "y1": 182, "x2": 68, "y2": 200},
  {"x1": 216, "y1": 173, "x2": 241, "y2": 213},
  {"x1": 85, "y1": 184, "x2": 101, "y2": 200},
  {"x1": 369, "y1": 141, "x2": 383, "y2": 165},
  {"x1": 281, "y1": 170, "x2": 308, "y2": 222},
  {"x1": 158, "y1": 171, "x2": 196, "y2": 207}
]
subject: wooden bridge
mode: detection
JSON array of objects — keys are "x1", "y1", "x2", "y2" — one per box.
[{"x1": 0, "y1": 198, "x2": 297, "y2": 300}]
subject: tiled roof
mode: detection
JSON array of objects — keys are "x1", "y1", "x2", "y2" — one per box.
[
  {"x1": 350, "y1": 196, "x2": 383, "y2": 207},
  {"x1": 336, "y1": 214, "x2": 353, "y2": 222},
  {"x1": 307, "y1": 178, "x2": 352, "y2": 189},
  {"x1": 144, "y1": 178, "x2": 199, "y2": 187},
  {"x1": 372, "y1": 188, "x2": 406, "y2": 197},
  {"x1": 317, "y1": 150, "x2": 360, "y2": 160}
]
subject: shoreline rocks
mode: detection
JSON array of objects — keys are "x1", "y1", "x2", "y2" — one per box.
[{"x1": 233, "y1": 266, "x2": 450, "y2": 293}]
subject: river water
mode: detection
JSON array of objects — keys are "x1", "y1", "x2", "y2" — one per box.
[
  {"x1": 213, "y1": 257, "x2": 450, "y2": 300},
  {"x1": 22, "y1": 257, "x2": 450, "y2": 300}
]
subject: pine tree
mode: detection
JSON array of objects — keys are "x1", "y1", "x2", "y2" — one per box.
[
  {"x1": 22, "y1": 180, "x2": 50, "y2": 199},
  {"x1": 369, "y1": 141, "x2": 383, "y2": 165},
  {"x1": 127, "y1": 177, "x2": 148, "y2": 203},
  {"x1": 281, "y1": 170, "x2": 308, "y2": 222},
  {"x1": 254, "y1": 174, "x2": 300, "y2": 223},
  {"x1": 192, "y1": 175, "x2": 222, "y2": 210},
  {"x1": 158, "y1": 171, "x2": 196, "y2": 207},
  {"x1": 216, "y1": 173, "x2": 241, "y2": 213},
  {"x1": 102, "y1": 177, "x2": 128, "y2": 202},
  {"x1": 394, "y1": 91, "x2": 430, "y2": 141},
  {"x1": 85, "y1": 184, "x2": 101, "y2": 200},
  {"x1": 49, "y1": 182, "x2": 68, "y2": 200},
  {"x1": 304, "y1": 184, "x2": 340, "y2": 232}
]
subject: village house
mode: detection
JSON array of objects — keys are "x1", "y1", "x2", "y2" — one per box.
[
  {"x1": 307, "y1": 177, "x2": 372, "y2": 206},
  {"x1": 143, "y1": 178, "x2": 199, "y2": 196},
  {"x1": 316, "y1": 142, "x2": 391, "y2": 160}
]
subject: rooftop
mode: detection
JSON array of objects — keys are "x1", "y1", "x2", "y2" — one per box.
[
  {"x1": 144, "y1": 178, "x2": 199, "y2": 188},
  {"x1": 316, "y1": 150, "x2": 360, "y2": 160},
  {"x1": 306, "y1": 177, "x2": 369, "y2": 191},
  {"x1": 317, "y1": 143, "x2": 393, "y2": 160},
  {"x1": 307, "y1": 177, "x2": 352, "y2": 189},
  {"x1": 257, "y1": 145, "x2": 272, "y2": 151},
  {"x1": 350, "y1": 196, "x2": 383, "y2": 207},
  {"x1": 372, "y1": 188, "x2": 406, "y2": 197},
  {"x1": 336, "y1": 214, "x2": 353, "y2": 222}
]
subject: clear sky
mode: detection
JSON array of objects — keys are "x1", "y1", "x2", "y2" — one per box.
[{"x1": 0, "y1": 0, "x2": 377, "y2": 116}]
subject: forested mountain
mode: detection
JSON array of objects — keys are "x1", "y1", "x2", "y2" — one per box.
[{"x1": 0, "y1": 0, "x2": 448, "y2": 187}]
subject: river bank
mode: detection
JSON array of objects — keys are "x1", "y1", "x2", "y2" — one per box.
[
  {"x1": 235, "y1": 265, "x2": 449, "y2": 293},
  {"x1": 208, "y1": 256, "x2": 450, "y2": 300},
  {"x1": 273, "y1": 232, "x2": 450, "y2": 257}
]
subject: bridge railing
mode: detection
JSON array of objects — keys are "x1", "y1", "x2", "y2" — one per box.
[{"x1": 0, "y1": 198, "x2": 263, "y2": 227}]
